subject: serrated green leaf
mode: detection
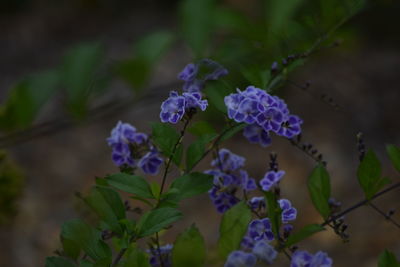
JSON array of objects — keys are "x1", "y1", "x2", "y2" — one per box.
[
  {"x1": 180, "y1": 0, "x2": 216, "y2": 57},
  {"x1": 172, "y1": 225, "x2": 206, "y2": 267},
  {"x1": 386, "y1": 144, "x2": 400, "y2": 173},
  {"x1": 151, "y1": 122, "x2": 182, "y2": 166},
  {"x1": 61, "y1": 219, "x2": 111, "y2": 262},
  {"x1": 45, "y1": 257, "x2": 76, "y2": 267},
  {"x1": 264, "y1": 191, "x2": 281, "y2": 237},
  {"x1": 170, "y1": 172, "x2": 214, "y2": 200},
  {"x1": 84, "y1": 186, "x2": 126, "y2": 234},
  {"x1": 285, "y1": 224, "x2": 325, "y2": 247},
  {"x1": 308, "y1": 164, "x2": 331, "y2": 219},
  {"x1": 186, "y1": 134, "x2": 217, "y2": 171},
  {"x1": 137, "y1": 208, "x2": 182, "y2": 237},
  {"x1": 378, "y1": 249, "x2": 400, "y2": 267},
  {"x1": 106, "y1": 173, "x2": 153, "y2": 199},
  {"x1": 218, "y1": 202, "x2": 252, "y2": 258},
  {"x1": 357, "y1": 149, "x2": 389, "y2": 199}
]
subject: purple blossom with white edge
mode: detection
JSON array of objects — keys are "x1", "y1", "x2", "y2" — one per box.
[
  {"x1": 224, "y1": 251, "x2": 257, "y2": 267},
  {"x1": 160, "y1": 91, "x2": 186, "y2": 124},
  {"x1": 259, "y1": 170, "x2": 285, "y2": 191},
  {"x1": 241, "y1": 235, "x2": 255, "y2": 250},
  {"x1": 211, "y1": 148, "x2": 245, "y2": 172},
  {"x1": 277, "y1": 115, "x2": 303, "y2": 139},
  {"x1": 111, "y1": 143, "x2": 135, "y2": 167},
  {"x1": 248, "y1": 218, "x2": 274, "y2": 242},
  {"x1": 291, "y1": 250, "x2": 333, "y2": 267},
  {"x1": 208, "y1": 186, "x2": 239, "y2": 213},
  {"x1": 183, "y1": 92, "x2": 208, "y2": 111},
  {"x1": 206, "y1": 169, "x2": 240, "y2": 188},
  {"x1": 243, "y1": 124, "x2": 272, "y2": 147},
  {"x1": 256, "y1": 107, "x2": 284, "y2": 132},
  {"x1": 248, "y1": 196, "x2": 265, "y2": 211},
  {"x1": 148, "y1": 244, "x2": 173, "y2": 267},
  {"x1": 252, "y1": 240, "x2": 278, "y2": 264},
  {"x1": 138, "y1": 151, "x2": 163, "y2": 175},
  {"x1": 278, "y1": 199, "x2": 297, "y2": 223},
  {"x1": 240, "y1": 170, "x2": 257, "y2": 191},
  {"x1": 178, "y1": 63, "x2": 198, "y2": 82}
]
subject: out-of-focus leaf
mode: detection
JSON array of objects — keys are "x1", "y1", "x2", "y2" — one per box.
[
  {"x1": 45, "y1": 257, "x2": 76, "y2": 267},
  {"x1": 264, "y1": 191, "x2": 281, "y2": 237},
  {"x1": 186, "y1": 134, "x2": 217, "y2": 171},
  {"x1": 188, "y1": 121, "x2": 216, "y2": 136},
  {"x1": 137, "y1": 208, "x2": 182, "y2": 237},
  {"x1": 124, "y1": 246, "x2": 151, "y2": 267},
  {"x1": 308, "y1": 164, "x2": 331, "y2": 219},
  {"x1": 61, "y1": 42, "x2": 104, "y2": 118},
  {"x1": 0, "y1": 70, "x2": 59, "y2": 129},
  {"x1": 172, "y1": 225, "x2": 206, "y2": 267},
  {"x1": 61, "y1": 219, "x2": 111, "y2": 262},
  {"x1": 218, "y1": 202, "x2": 251, "y2": 258},
  {"x1": 84, "y1": 186, "x2": 126, "y2": 234},
  {"x1": 170, "y1": 172, "x2": 214, "y2": 200},
  {"x1": 378, "y1": 249, "x2": 400, "y2": 267},
  {"x1": 357, "y1": 149, "x2": 390, "y2": 200},
  {"x1": 61, "y1": 237, "x2": 80, "y2": 260},
  {"x1": 204, "y1": 81, "x2": 231, "y2": 113},
  {"x1": 219, "y1": 123, "x2": 246, "y2": 143},
  {"x1": 151, "y1": 122, "x2": 182, "y2": 166},
  {"x1": 106, "y1": 173, "x2": 154, "y2": 199},
  {"x1": 180, "y1": 0, "x2": 216, "y2": 57},
  {"x1": 386, "y1": 144, "x2": 400, "y2": 173},
  {"x1": 285, "y1": 224, "x2": 325, "y2": 247}
]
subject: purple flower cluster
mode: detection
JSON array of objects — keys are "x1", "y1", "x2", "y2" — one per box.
[
  {"x1": 291, "y1": 250, "x2": 333, "y2": 267},
  {"x1": 259, "y1": 170, "x2": 285, "y2": 191},
  {"x1": 224, "y1": 251, "x2": 256, "y2": 267},
  {"x1": 147, "y1": 244, "x2": 173, "y2": 267},
  {"x1": 206, "y1": 149, "x2": 257, "y2": 213},
  {"x1": 178, "y1": 59, "x2": 228, "y2": 93},
  {"x1": 224, "y1": 86, "x2": 303, "y2": 145},
  {"x1": 278, "y1": 199, "x2": 297, "y2": 223},
  {"x1": 107, "y1": 121, "x2": 163, "y2": 175}
]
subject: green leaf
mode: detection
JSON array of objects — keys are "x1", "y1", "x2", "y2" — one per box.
[
  {"x1": 186, "y1": 134, "x2": 217, "y2": 171},
  {"x1": 61, "y1": 219, "x2": 111, "y2": 262},
  {"x1": 386, "y1": 144, "x2": 400, "y2": 173},
  {"x1": 124, "y1": 247, "x2": 151, "y2": 267},
  {"x1": 106, "y1": 173, "x2": 153, "y2": 199},
  {"x1": 378, "y1": 249, "x2": 400, "y2": 267},
  {"x1": 172, "y1": 225, "x2": 206, "y2": 267},
  {"x1": 61, "y1": 42, "x2": 104, "y2": 118},
  {"x1": 264, "y1": 191, "x2": 281, "y2": 237},
  {"x1": 151, "y1": 122, "x2": 182, "y2": 166},
  {"x1": 218, "y1": 202, "x2": 252, "y2": 258},
  {"x1": 357, "y1": 149, "x2": 390, "y2": 199},
  {"x1": 180, "y1": 0, "x2": 216, "y2": 57},
  {"x1": 45, "y1": 257, "x2": 76, "y2": 267},
  {"x1": 203, "y1": 81, "x2": 231, "y2": 113},
  {"x1": 84, "y1": 186, "x2": 126, "y2": 234},
  {"x1": 308, "y1": 164, "x2": 331, "y2": 219},
  {"x1": 61, "y1": 237, "x2": 80, "y2": 260},
  {"x1": 188, "y1": 121, "x2": 216, "y2": 136},
  {"x1": 0, "y1": 70, "x2": 60, "y2": 130},
  {"x1": 116, "y1": 31, "x2": 174, "y2": 90},
  {"x1": 219, "y1": 123, "x2": 246, "y2": 143},
  {"x1": 285, "y1": 224, "x2": 325, "y2": 247},
  {"x1": 150, "y1": 182, "x2": 161, "y2": 199},
  {"x1": 170, "y1": 172, "x2": 214, "y2": 200},
  {"x1": 137, "y1": 208, "x2": 182, "y2": 237}
]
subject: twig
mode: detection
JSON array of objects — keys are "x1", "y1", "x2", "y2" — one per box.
[{"x1": 369, "y1": 202, "x2": 400, "y2": 228}]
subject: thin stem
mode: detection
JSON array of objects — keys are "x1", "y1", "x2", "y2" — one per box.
[
  {"x1": 155, "y1": 232, "x2": 165, "y2": 267},
  {"x1": 369, "y1": 202, "x2": 400, "y2": 228},
  {"x1": 111, "y1": 236, "x2": 136, "y2": 266},
  {"x1": 322, "y1": 182, "x2": 400, "y2": 226}
]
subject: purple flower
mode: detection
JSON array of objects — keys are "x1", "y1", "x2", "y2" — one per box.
[
  {"x1": 138, "y1": 151, "x2": 163, "y2": 175},
  {"x1": 283, "y1": 224, "x2": 294, "y2": 238},
  {"x1": 148, "y1": 244, "x2": 173, "y2": 267},
  {"x1": 178, "y1": 63, "x2": 198, "y2": 82},
  {"x1": 252, "y1": 240, "x2": 277, "y2": 264},
  {"x1": 248, "y1": 218, "x2": 274, "y2": 242},
  {"x1": 211, "y1": 148, "x2": 245, "y2": 172},
  {"x1": 278, "y1": 199, "x2": 297, "y2": 223},
  {"x1": 256, "y1": 107, "x2": 284, "y2": 132},
  {"x1": 209, "y1": 186, "x2": 239, "y2": 213},
  {"x1": 240, "y1": 170, "x2": 257, "y2": 191},
  {"x1": 248, "y1": 196, "x2": 265, "y2": 211},
  {"x1": 277, "y1": 115, "x2": 303, "y2": 138},
  {"x1": 224, "y1": 251, "x2": 256, "y2": 267},
  {"x1": 206, "y1": 169, "x2": 240, "y2": 188},
  {"x1": 241, "y1": 235, "x2": 255, "y2": 250},
  {"x1": 107, "y1": 121, "x2": 148, "y2": 146},
  {"x1": 310, "y1": 251, "x2": 333, "y2": 267},
  {"x1": 183, "y1": 92, "x2": 208, "y2": 111},
  {"x1": 160, "y1": 91, "x2": 186, "y2": 124},
  {"x1": 243, "y1": 124, "x2": 272, "y2": 147},
  {"x1": 225, "y1": 92, "x2": 245, "y2": 119},
  {"x1": 259, "y1": 170, "x2": 285, "y2": 191},
  {"x1": 111, "y1": 143, "x2": 135, "y2": 167},
  {"x1": 291, "y1": 250, "x2": 333, "y2": 267}
]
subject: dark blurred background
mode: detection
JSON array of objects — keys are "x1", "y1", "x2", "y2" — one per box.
[{"x1": 0, "y1": 0, "x2": 399, "y2": 266}]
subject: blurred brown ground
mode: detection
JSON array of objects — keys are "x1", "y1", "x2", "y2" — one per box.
[{"x1": 0, "y1": 1, "x2": 399, "y2": 266}]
